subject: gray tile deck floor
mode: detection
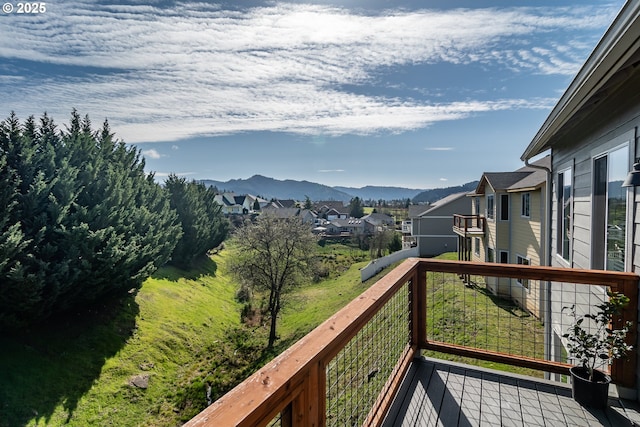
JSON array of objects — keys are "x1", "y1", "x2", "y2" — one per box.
[{"x1": 382, "y1": 356, "x2": 640, "y2": 426}]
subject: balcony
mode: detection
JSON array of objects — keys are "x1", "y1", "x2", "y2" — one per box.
[
  {"x1": 185, "y1": 259, "x2": 639, "y2": 427},
  {"x1": 452, "y1": 214, "x2": 485, "y2": 237}
]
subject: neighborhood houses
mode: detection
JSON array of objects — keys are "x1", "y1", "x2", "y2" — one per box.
[{"x1": 212, "y1": 191, "x2": 398, "y2": 240}]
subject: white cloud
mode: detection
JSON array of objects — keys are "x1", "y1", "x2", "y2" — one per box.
[
  {"x1": 141, "y1": 149, "x2": 164, "y2": 159},
  {"x1": 439, "y1": 178, "x2": 448, "y2": 182},
  {"x1": 318, "y1": 169, "x2": 345, "y2": 173},
  {"x1": 0, "y1": 2, "x2": 618, "y2": 143},
  {"x1": 425, "y1": 147, "x2": 455, "y2": 151}
]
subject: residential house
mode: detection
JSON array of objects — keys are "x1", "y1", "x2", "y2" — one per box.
[
  {"x1": 455, "y1": 157, "x2": 549, "y2": 318},
  {"x1": 361, "y1": 212, "x2": 395, "y2": 234},
  {"x1": 213, "y1": 192, "x2": 244, "y2": 215},
  {"x1": 362, "y1": 212, "x2": 394, "y2": 226},
  {"x1": 260, "y1": 206, "x2": 317, "y2": 225},
  {"x1": 325, "y1": 218, "x2": 365, "y2": 236},
  {"x1": 411, "y1": 192, "x2": 470, "y2": 257},
  {"x1": 314, "y1": 201, "x2": 348, "y2": 220},
  {"x1": 214, "y1": 192, "x2": 266, "y2": 215},
  {"x1": 401, "y1": 205, "x2": 429, "y2": 249},
  {"x1": 520, "y1": 1, "x2": 640, "y2": 396}
]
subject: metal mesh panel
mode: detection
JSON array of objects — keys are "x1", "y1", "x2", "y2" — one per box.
[
  {"x1": 424, "y1": 270, "x2": 615, "y2": 376},
  {"x1": 326, "y1": 280, "x2": 410, "y2": 426}
]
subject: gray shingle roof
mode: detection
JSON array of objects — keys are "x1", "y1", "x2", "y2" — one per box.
[{"x1": 475, "y1": 156, "x2": 550, "y2": 194}]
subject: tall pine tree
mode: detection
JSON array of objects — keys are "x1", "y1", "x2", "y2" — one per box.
[
  {"x1": 0, "y1": 111, "x2": 182, "y2": 329},
  {"x1": 165, "y1": 175, "x2": 229, "y2": 269}
]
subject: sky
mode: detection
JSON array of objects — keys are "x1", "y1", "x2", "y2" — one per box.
[{"x1": 0, "y1": 0, "x2": 627, "y2": 189}]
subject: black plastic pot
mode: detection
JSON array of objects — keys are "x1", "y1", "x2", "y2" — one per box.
[{"x1": 570, "y1": 366, "x2": 611, "y2": 409}]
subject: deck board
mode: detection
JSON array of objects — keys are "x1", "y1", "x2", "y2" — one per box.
[{"x1": 382, "y1": 357, "x2": 638, "y2": 427}]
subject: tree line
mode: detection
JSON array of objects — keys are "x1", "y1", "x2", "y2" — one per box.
[{"x1": 0, "y1": 111, "x2": 228, "y2": 330}]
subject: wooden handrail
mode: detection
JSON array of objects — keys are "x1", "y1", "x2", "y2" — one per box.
[{"x1": 186, "y1": 258, "x2": 638, "y2": 426}]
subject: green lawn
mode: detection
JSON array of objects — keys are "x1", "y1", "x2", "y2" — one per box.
[{"x1": 423, "y1": 255, "x2": 546, "y2": 377}]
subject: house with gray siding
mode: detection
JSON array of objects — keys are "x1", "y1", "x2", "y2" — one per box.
[
  {"x1": 521, "y1": 1, "x2": 640, "y2": 398},
  {"x1": 411, "y1": 192, "x2": 470, "y2": 257}
]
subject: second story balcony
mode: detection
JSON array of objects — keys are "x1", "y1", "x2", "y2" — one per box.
[
  {"x1": 453, "y1": 214, "x2": 485, "y2": 237},
  {"x1": 185, "y1": 259, "x2": 639, "y2": 427}
]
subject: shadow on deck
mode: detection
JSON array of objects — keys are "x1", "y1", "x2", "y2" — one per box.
[{"x1": 383, "y1": 357, "x2": 640, "y2": 427}]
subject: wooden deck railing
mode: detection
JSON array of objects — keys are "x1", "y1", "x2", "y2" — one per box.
[
  {"x1": 452, "y1": 214, "x2": 485, "y2": 235},
  {"x1": 185, "y1": 259, "x2": 638, "y2": 427}
]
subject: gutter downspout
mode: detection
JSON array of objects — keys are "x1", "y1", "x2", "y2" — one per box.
[{"x1": 524, "y1": 156, "x2": 553, "y2": 380}]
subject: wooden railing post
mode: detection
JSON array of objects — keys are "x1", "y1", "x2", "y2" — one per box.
[
  {"x1": 417, "y1": 265, "x2": 426, "y2": 349},
  {"x1": 289, "y1": 360, "x2": 325, "y2": 426},
  {"x1": 410, "y1": 270, "x2": 419, "y2": 349},
  {"x1": 611, "y1": 276, "x2": 638, "y2": 388}
]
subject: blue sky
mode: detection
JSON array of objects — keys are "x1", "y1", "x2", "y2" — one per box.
[{"x1": 0, "y1": 0, "x2": 626, "y2": 189}]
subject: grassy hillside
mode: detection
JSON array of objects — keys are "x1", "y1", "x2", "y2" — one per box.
[
  {"x1": 0, "y1": 244, "x2": 380, "y2": 426},
  {"x1": 0, "y1": 254, "x2": 241, "y2": 427}
]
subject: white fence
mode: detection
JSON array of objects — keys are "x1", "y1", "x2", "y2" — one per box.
[{"x1": 360, "y1": 247, "x2": 420, "y2": 281}]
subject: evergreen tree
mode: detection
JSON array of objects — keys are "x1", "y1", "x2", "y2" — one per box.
[
  {"x1": 165, "y1": 175, "x2": 229, "y2": 269},
  {"x1": 388, "y1": 232, "x2": 403, "y2": 253},
  {"x1": 0, "y1": 111, "x2": 182, "y2": 329},
  {"x1": 303, "y1": 195, "x2": 313, "y2": 210},
  {"x1": 349, "y1": 196, "x2": 365, "y2": 218}
]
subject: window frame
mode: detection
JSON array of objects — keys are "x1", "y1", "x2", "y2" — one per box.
[
  {"x1": 487, "y1": 194, "x2": 495, "y2": 221},
  {"x1": 500, "y1": 194, "x2": 509, "y2": 221},
  {"x1": 556, "y1": 167, "x2": 572, "y2": 264},
  {"x1": 487, "y1": 247, "x2": 495, "y2": 263},
  {"x1": 591, "y1": 141, "x2": 630, "y2": 272},
  {"x1": 521, "y1": 192, "x2": 530, "y2": 218},
  {"x1": 516, "y1": 255, "x2": 530, "y2": 290}
]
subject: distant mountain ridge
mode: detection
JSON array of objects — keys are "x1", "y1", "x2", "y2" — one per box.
[
  {"x1": 201, "y1": 175, "x2": 478, "y2": 203},
  {"x1": 412, "y1": 181, "x2": 479, "y2": 203},
  {"x1": 201, "y1": 175, "x2": 352, "y2": 202}
]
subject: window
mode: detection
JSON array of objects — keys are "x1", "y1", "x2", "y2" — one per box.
[
  {"x1": 474, "y1": 237, "x2": 480, "y2": 256},
  {"x1": 592, "y1": 146, "x2": 628, "y2": 271},
  {"x1": 500, "y1": 194, "x2": 509, "y2": 221},
  {"x1": 487, "y1": 247, "x2": 495, "y2": 263},
  {"x1": 557, "y1": 169, "x2": 572, "y2": 261},
  {"x1": 487, "y1": 194, "x2": 494, "y2": 220},
  {"x1": 521, "y1": 193, "x2": 530, "y2": 218},
  {"x1": 499, "y1": 250, "x2": 509, "y2": 263},
  {"x1": 474, "y1": 197, "x2": 480, "y2": 216},
  {"x1": 517, "y1": 255, "x2": 530, "y2": 289}
]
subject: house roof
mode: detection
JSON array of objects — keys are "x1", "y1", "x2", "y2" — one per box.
[
  {"x1": 361, "y1": 213, "x2": 394, "y2": 224},
  {"x1": 473, "y1": 156, "x2": 550, "y2": 195},
  {"x1": 408, "y1": 204, "x2": 430, "y2": 218},
  {"x1": 521, "y1": 2, "x2": 640, "y2": 160},
  {"x1": 271, "y1": 199, "x2": 297, "y2": 208},
  {"x1": 314, "y1": 201, "x2": 346, "y2": 212},
  {"x1": 417, "y1": 192, "x2": 469, "y2": 216},
  {"x1": 331, "y1": 218, "x2": 364, "y2": 227}
]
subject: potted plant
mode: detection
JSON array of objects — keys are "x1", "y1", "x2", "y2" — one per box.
[{"x1": 562, "y1": 290, "x2": 633, "y2": 409}]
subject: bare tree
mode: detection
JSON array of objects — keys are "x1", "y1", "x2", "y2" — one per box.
[
  {"x1": 369, "y1": 228, "x2": 393, "y2": 259},
  {"x1": 229, "y1": 214, "x2": 317, "y2": 348}
]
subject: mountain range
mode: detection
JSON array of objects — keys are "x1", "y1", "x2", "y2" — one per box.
[{"x1": 201, "y1": 175, "x2": 479, "y2": 203}]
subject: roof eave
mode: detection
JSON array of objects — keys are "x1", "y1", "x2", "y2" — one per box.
[{"x1": 521, "y1": 1, "x2": 640, "y2": 161}]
